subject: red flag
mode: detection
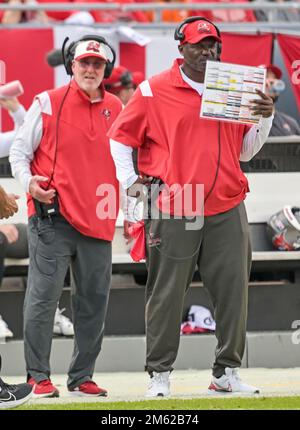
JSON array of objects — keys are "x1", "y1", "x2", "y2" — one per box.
[
  {"x1": 277, "y1": 34, "x2": 300, "y2": 112},
  {"x1": 0, "y1": 29, "x2": 54, "y2": 131},
  {"x1": 128, "y1": 221, "x2": 146, "y2": 262},
  {"x1": 221, "y1": 33, "x2": 273, "y2": 66}
]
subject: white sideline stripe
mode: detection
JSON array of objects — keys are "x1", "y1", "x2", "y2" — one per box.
[
  {"x1": 4, "y1": 251, "x2": 300, "y2": 267},
  {"x1": 36, "y1": 91, "x2": 52, "y2": 115},
  {"x1": 139, "y1": 80, "x2": 153, "y2": 97}
]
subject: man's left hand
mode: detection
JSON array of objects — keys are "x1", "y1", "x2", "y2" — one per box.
[{"x1": 250, "y1": 89, "x2": 274, "y2": 118}]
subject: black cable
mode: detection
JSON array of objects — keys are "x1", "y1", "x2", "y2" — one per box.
[
  {"x1": 46, "y1": 82, "x2": 71, "y2": 191},
  {"x1": 33, "y1": 82, "x2": 71, "y2": 275}
]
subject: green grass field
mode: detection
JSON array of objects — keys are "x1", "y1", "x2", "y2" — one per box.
[{"x1": 16, "y1": 396, "x2": 300, "y2": 410}]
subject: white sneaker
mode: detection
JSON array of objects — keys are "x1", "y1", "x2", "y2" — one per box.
[
  {"x1": 0, "y1": 315, "x2": 13, "y2": 339},
  {"x1": 53, "y1": 308, "x2": 74, "y2": 336},
  {"x1": 208, "y1": 367, "x2": 260, "y2": 394},
  {"x1": 145, "y1": 371, "x2": 170, "y2": 398}
]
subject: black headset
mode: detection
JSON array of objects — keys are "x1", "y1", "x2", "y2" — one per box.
[
  {"x1": 174, "y1": 16, "x2": 222, "y2": 58},
  {"x1": 62, "y1": 34, "x2": 116, "y2": 79}
]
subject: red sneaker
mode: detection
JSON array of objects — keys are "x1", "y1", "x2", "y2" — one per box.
[
  {"x1": 69, "y1": 381, "x2": 108, "y2": 397},
  {"x1": 28, "y1": 377, "x2": 59, "y2": 398}
]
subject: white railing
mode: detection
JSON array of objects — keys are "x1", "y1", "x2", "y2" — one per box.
[
  {"x1": 0, "y1": 2, "x2": 299, "y2": 23},
  {"x1": 0, "y1": 2, "x2": 299, "y2": 11}
]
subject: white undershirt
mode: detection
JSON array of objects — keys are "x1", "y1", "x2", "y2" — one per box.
[{"x1": 179, "y1": 66, "x2": 204, "y2": 96}]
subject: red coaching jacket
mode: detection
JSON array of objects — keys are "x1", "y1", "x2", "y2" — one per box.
[
  {"x1": 108, "y1": 59, "x2": 251, "y2": 217},
  {"x1": 28, "y1": 80, "x2": 122, "y2": 241}
]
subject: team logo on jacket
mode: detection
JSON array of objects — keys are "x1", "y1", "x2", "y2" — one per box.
[
  {"x1": 102, "y1": 108, "x2": 111, "y2": 119},
  {"x1": 197, "y1": 22, "x2": 211, "y2": 34}
]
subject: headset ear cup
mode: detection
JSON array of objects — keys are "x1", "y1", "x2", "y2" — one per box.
[
  {"x1": 65, "y1": 55, "x2": 73, "y2": 76},
  {"x1": 64, "y1": 41, "x2": 76, "y2": 76},
  {"x1": 104, "y1": 61, "x2": 114, "y2": 79},
  {"x1": 217, "y1": 42, "x2": 222, "y2": 58}
]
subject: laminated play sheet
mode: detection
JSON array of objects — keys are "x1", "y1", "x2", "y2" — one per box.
[{"x1": 200, "y1": 61, "x2": 266, "y2": 125}]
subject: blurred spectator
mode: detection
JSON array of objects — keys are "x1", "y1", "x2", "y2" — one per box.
[
  {"x1": 254, "y1": 0, "x2": 300, "y2": 22},
  {"x1": 161, "y1": 0, "x2": 188, "y2": 23},
  {"x1": 73, "y1": 0, "x2": 150, "y2": 23},
  {"x1": 0, "y1": 97, "x2": 25, "y2": 157},
  {"x1": 0, "y1": 96, "x2": 27, "y2": 288},
  {"x1": 187, "y1": 0, "x2": 257, "y2": 22},
  {"x1": 104, "y1": 66, "x2": 135, "y2": 105},
  {"x1": 262, "y1": 64, "x2": 300, "y2": 136},
  {"x1": 0, "y1": 187, "x2": 32, "y2": 408},
  {"x1": 38, "y1": 0, "x2": 96, "y2": 24},
  {"x1": 104, "y1": 66, "x2": 145, "y2": 104},
  {"x1": 1, "y1": 0, "x2": 49, "y2": 23},
  {"x1": 0, "y1": 0, "x2": 95, "y2": 24},
  {"x1": 0, "y1": 96, "x2": 72, "y2": 341}
]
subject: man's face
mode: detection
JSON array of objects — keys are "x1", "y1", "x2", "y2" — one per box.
[
  {"x1": 72, "y1": 57, "x2": 107, "y2": 96},
  {"x1": 179, "y1": 37, "x2": 219, "y2": 73}
]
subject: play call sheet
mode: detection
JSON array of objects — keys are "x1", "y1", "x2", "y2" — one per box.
[{"x1": 201, "y1": 61, "x2": 266, "y2": 125}]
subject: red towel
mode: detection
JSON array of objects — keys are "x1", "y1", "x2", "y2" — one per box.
[{"x1": 128, "y1": 221, "x2": 146, "y2": 262}]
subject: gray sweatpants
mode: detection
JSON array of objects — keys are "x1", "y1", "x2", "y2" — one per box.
[
  {"x1": 144, "y1": 202, "x2": 251, "y2": 377},
  {"x1": 24, "y1": 214, "x2": 112, "y2": 389}
]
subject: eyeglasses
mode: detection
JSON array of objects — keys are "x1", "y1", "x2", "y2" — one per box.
[{"x1": 77, "y1": 59, "x2": 106, "y2": 70}]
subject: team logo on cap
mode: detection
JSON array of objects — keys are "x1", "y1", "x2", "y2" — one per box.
[
  {"x1": 197, "y1": 22, "x2": 211, "y2": 34},
  {"x1": 86, "y1": 41, "x2": 101, "y2": 53}
]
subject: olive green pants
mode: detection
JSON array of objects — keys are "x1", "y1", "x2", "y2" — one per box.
[{"x1": 145, "y1": 202, "x2": 251, "y2": 377}]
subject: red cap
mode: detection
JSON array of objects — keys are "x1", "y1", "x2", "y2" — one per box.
[
  {"x1": 180, "y1": 20, "x2": 221, "y2": 45},
  {"x1": 104, "y1": 66, "x2": 133, "y2": 94},
  {"x1": 259, "y1": 64, "x2": 282, "y2": 79}
]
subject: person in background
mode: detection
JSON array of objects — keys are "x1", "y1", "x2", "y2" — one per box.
[
  {"x1": 0, "y1": 96, "x2": 74, "y2": 338},
  {"x1": 104, "y1": 66, "x2": 135, "y2": 105},
  {"x1": 0, "y1": 0, "x2": 94, "y2": 25},
  {"x1": 0, "y1": 0, "x2": 49, "y2": 23},
  {"x1": 73, "y1": 0, "x2": 150, "y2": 23},
  {"x1": 0, "y1": 96, "x2": 26, "y2": 337},
  {"x1": 261, "y1": 63, "x2": 300, "y2": 136},
  {"x1": 187, "y1": 0, "x2": 257, "y2": 22},
  {"x1": 0, "y1": 97, "x2": 26, "y2": 156},
  {"x1": 254, "y1": 0, "x2": 300, "y2": 22},
  {"x1": 0, "y1": 186, "x2": 33, "y2": 409}
]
